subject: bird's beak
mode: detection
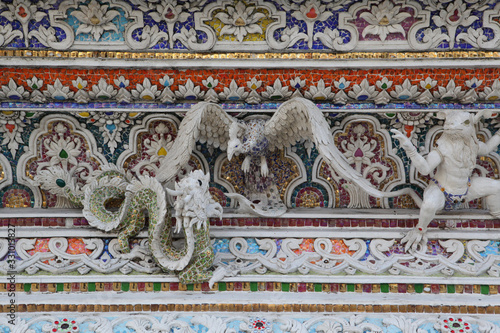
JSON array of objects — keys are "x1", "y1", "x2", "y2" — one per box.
[{"x1": 227, "y1": 148, "x2": 234, "y2": 161}]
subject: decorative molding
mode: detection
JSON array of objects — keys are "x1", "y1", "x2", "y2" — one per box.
[
  {"x1": 1, "y1": 313, "x2": 499, "y2": 333},
  {"x1": 2, "y1": 0, "x2": 500, "y2": 52},
  {"x1": 2, "y1": 68, "x2": 500, "y2": 106},
  {"x1": 6, "y1": 235, "x2": 500, "y2": 279}
]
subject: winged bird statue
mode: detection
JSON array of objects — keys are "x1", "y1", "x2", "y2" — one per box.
[{"x1": 157, "y1": 98, "x2": 420, "y2": 213}]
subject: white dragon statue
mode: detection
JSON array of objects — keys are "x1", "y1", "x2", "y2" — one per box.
[{"x1": 35, "y1": 166, "x2": 223, "y2": 284}]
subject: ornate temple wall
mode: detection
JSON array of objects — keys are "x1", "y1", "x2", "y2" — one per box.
[{"x1": 2, "y1": 1, "x2": 500, "y2": 332}]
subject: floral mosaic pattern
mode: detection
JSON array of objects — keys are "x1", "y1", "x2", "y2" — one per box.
[
  {"x1": 2, "y1": 67, "x2": 500, "y2": 106},
  {"x1": 2, "y1": 0, "x2": 500, "y2": 51},
  {"x1": 0, "y1": 110, "x2": 499, "y2": 209}
]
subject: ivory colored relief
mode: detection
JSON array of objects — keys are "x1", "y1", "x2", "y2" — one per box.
[{"x1": 2, "y1": 1, "x2": 500, "y2": 331}]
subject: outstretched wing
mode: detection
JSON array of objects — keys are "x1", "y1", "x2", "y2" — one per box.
[
  {"x1": 264, "y1": 98, "x2": 384, "y2": 198},
  {"x1": 157, "y1": 102, "x2": 235, "y2": 184}
]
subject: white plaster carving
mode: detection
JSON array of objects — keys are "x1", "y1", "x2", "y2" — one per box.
[
  {"x1": 360, "y1": 0, "x2": 412, "y2": 42},
  {"x1": 1, "y1": 314, "x2": 500, "y2": 333},
  {"x1": 318, "y1": 115, "x2": 410, "y2": 208},
  {"x1": 393, "y1": 110, "x2": 500, "y2": 251},
  {"x1": 17, "y1": 114, "x2": 107, "y2": 208},
  {"x1": 71, "y1": 0, "x2": 120, "y2": 41},
  {"x1": 5, "y1": 234, "x2": 500, "y2": 278}
]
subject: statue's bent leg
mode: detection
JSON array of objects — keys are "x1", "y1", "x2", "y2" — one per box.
[
  {"x1": 467, "y1": 177, "x2": 500, "y2": 217},
  {"x1": 402, "y1": 184, "x2": 445, "y2": 252}
]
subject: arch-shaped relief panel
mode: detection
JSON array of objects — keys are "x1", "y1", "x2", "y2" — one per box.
[
  {"x1": 315, "y1": 115, "x2": 407, "y2": 208},
  {"x1": 0, "y1": 153, "x2": 12, "y2": 192},
  {"x1": 214, "y1": 146, "x2": 306, "y2": 209},
  {"x1": 18, "y1": 114, "x2": 107, "y2": 208}
]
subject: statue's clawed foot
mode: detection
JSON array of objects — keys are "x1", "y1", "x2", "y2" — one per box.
[
  {"x1": 260, "y1": 155, "x2": 268, "y2": 177},
  {"x1": 242, "y1": 155, "x2": 251, "y2": 174},
  {"x1": 401, "y1": 227, "x2": 428, "y2": 252}
]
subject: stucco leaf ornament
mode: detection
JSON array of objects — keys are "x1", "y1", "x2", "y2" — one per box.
[
  {"x1": 71, "y1": 0, "x2": 120, "y2": 41},
  {"x1": 342, "y1": 124, "x2": 376, "y2": 173},
  {"x1": 433, "y1": 0, "x2": 479, "y2": 48},
  {"x1": 360, "y1": 0, "x2": 411, "y2": 42},
  {"x1": 215, "y1": 1, "x2": 266, "y2": 42},
  {"x1": 0, "y1": 0, "x2": 47, "y2": 47},
  {"x1": 147, "y1": 1, "x2": 190, "y2": 48},
  {"x1": 45, "y1": 124, "x2": 82, "y2": 169},
  {"x1": 291, "y1": 0, "x2": 333, "y2": 48},
  {"x1": 0, "y1": 111, "x2": 36, "y2": 157}
]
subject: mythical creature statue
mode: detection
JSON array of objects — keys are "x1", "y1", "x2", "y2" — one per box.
[
  {"x1": 35, "y1": 166, "x2": 223, "y2": 284},
  {"x1": 392, "y1": 110, "x2": 500, "y2": 251},
  {"x1": 157, "y1": 97, "x2": 420, "y2": 214}
]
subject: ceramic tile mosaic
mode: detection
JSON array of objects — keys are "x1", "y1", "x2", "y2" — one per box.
[
  {"x1": 2, "y1": 67, "x2": 500, "y2": 107},
  {"x1": 2, "y1": 0, "x2": 500, "y2": 53}
]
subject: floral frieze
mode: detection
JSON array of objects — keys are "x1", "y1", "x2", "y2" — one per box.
[
  {"x1": 2, "y1": 67, "x2": 500, "y2": 106},
  {"x1": 1, "y1": 313, "x2": 500, "y2": 333},
  {"x1": 4, "y1": 236, "x2": 500, "y2": 278},
  {"x1": 2, "y1": 0, "x2": 500, "y2": 52}
]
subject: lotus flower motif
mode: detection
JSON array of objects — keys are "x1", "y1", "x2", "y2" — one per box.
[
  {"x1": 0, "y1": 0, "x2": 47, "y2": 47},
  {"x1": 71, "y1": 0, "x2": 120, "y2": 41},
  {"x1": 480, "y1": 79, "x2": 500, "y2": 101},
  {"x1": 44, "y1": 79, "x2": 74, "y2": 101},
  {"x1": 148, "y1": 2, "x2": 189, "y2": 24},
  {"x1": 0, "y1": 79, "x2": 29, "y2": 100},
  {"x1": 390, "y1": 79, "x2": 419, "y2": 100},
  {"x1": 175, "y1": 79, "x2": 204, "y2": 100},
  {"x1": 360, "y1": 0, "x2": 411, "y2": 41},
  {"x1": 247, "y1": 78, "x2": 262, "y2": 91},
  {"x1": 132, "y1": 78, "x2": 160, "y2": 101},
  {"x1": 304, "y1": 79, "x2": 333, "y2": 101},
  {"x1": 1, "y1": 0, "x2": 42, "y2": 23},
  {"x1": 215, "y1": 1, "x2": 266, "y2": 42},
  {"x1": 27, "y1": 76, "x2": 43, "y2": 91},
  {"x1": 342, "y1": 124, "x2": 376, "y2": 171},
  {"x1": 293, "y1": 0, "x2": 331, "y2": 23},
  {"x1": 219, "y1": 79, "x2": 248, "y2": 101},
  {"x1": 89, "y1": 78, "x2": 117, "y2": 100},
  {"x1": 348, "y1": 79, "x2": 377, "y2": 101},
  {"x1": 46, "y1": 136, "x2": 82, "y2": 168},
  {"x1": 144, "y1": 126, "x2": 174, "y2": 163},
  {"x1": 261, "y1": 78, "x2": 292, "y2": 100},
  {"x1": 433, "y1": 79, "x2": 465, "y2": 101}
]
